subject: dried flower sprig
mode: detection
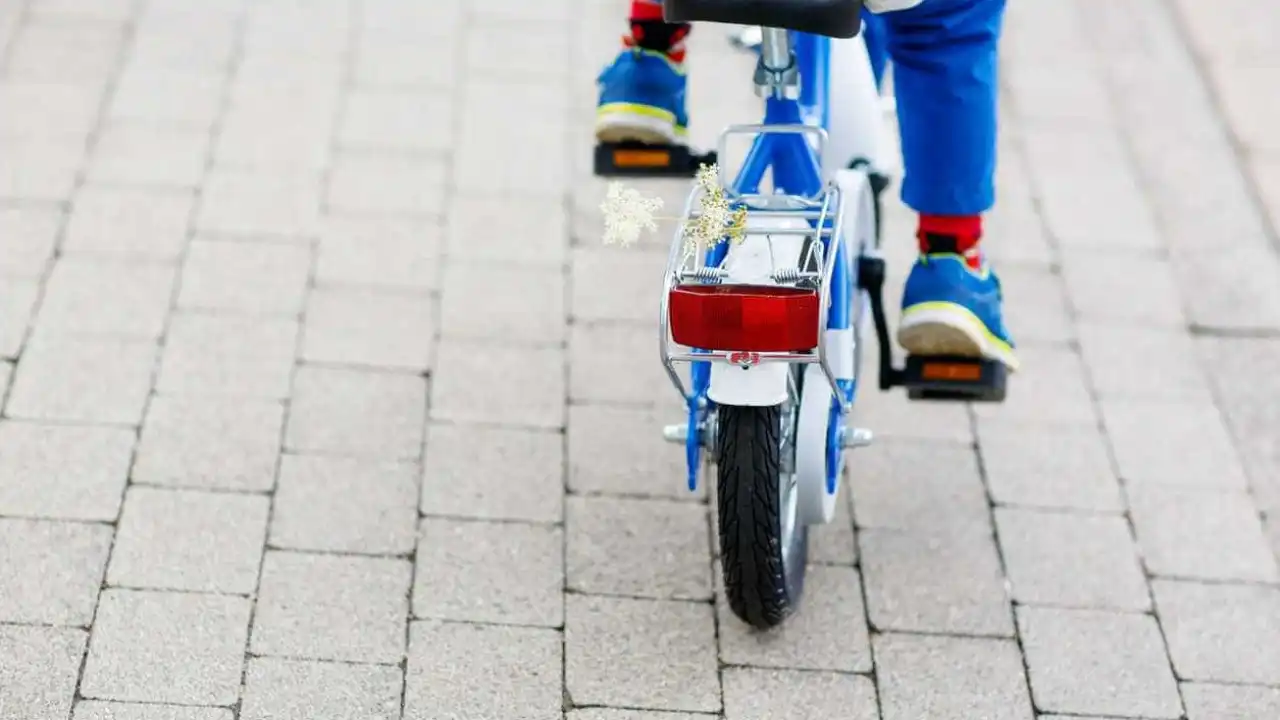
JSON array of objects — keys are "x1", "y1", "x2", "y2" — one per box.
[{"x1": 600, "y1": 163, "x2": 748, "y2": 250}]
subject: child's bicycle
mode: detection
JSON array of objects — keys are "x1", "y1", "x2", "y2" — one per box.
[{"x1": 595, "y1": 0, "x2": 1008, "y2": 630}]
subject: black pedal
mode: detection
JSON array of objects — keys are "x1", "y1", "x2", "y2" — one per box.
[
  {"x1": 903, "y1": 355, "x2": 1007, "y2": 403},
  {"x1": 594, "y1": 141, "x2": 717, "y2": 178}
]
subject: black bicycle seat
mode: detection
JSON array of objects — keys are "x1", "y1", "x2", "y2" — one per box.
[{"x1": 664, "y1": 0, "x2": 863, "y2": 39}]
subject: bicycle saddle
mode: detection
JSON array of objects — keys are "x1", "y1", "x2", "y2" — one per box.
[{"x1": 664, "y1": 0, "x2": 863, "y2": 39}]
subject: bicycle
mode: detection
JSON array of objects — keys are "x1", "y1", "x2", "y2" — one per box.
[{"x1": 595, "y1": 0, "x2": 1008, "y2": 630}]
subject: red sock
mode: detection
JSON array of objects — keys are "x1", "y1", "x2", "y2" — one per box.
[
  {"x1": 626, "y1": 0, "x2": 689, "y2": 62},
  {"x1": 630, "y1": 0, "x2": 664, "y2": 20},
  {"x1": 917, "y1": 214, "x2": 983, "y2": 270}
]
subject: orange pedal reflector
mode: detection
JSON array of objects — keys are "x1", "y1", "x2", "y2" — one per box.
[
  {"x1": 613, "y1": 148, "x2": 671, "y2": 167},
  {"x1": 920, "y1": 361, "x2": 983, "y2": 382}
]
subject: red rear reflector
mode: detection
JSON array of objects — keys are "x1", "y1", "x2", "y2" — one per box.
[{"x1": 668, "y1": 284, "x2": 820, "y2": 352}]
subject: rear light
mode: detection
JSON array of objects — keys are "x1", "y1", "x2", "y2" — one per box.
[{"x1": 668, "y1": 284, "x2": 820, "y2": 352}]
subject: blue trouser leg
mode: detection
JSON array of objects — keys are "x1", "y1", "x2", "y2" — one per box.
[
  {"x1": 860, "y1": 10, "x2": 889, "y2": 89},
  {"x1": 877, "y1": 0, "x2": 1005, "y2": 216}
]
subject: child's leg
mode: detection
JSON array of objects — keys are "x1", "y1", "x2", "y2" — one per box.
[
  {"x1": 595, "y1": 1, "x2": 692, "y2": 145},
  {"x1": 877, "y1": 0, "x2": 1018, "y2": 368}
]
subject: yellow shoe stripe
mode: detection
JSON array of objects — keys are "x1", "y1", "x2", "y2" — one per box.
[{"x1": 901, "y1": 301, "x2": 1015, "y2": 357}]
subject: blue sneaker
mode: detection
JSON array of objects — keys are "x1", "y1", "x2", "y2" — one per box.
[
  {"x1": 898, "y1": 253, "x2": 1019, "y2": 371},
  {"x1": 595, "y1": 42, "x2": 688, "y2": 146}
]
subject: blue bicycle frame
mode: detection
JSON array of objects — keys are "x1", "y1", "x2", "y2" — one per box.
[{"x1": 683, "y1": 29, "x2": 855, "y2": 494}]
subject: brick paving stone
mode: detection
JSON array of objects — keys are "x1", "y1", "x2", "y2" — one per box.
[
  {"x1": 0, "y1": 420, "x2": 133, "y2": 521},
  {"x1": 1181, "y1": 682, "x2": 1280, "y2": 720},
  {"x1": 87, "y1": 124, "x2": 210, "y2": 188},
  {"x1": 860, "y1": 529, "x2": 1014, "y2": 637},
  {"x1": 155, "y1": 313, "x2": 298, "y2": 399},
  {"x1": 0, "y1": 80, "x2": 104, "y2": 137},
  {"x1": 1061, "y1": 250, "x2": 1187, "y2": 327},
  {"x1": 431, "y1": 340, "x2": 565, "y2": 429},
  {"x1": 995, "y1": 266, "x2": 1075, "y2": 345},
  {"x1": 568, "y1": 495, "x2": 710, "y2": 601},
  {"x1": 413, "y1": 517, "x2": 563, "y2": 627},
  {"x1": 568, "y1": 404, "x2": 698, "y2": 500},
  {"x1": 0, "y1": 625, "x2": 86, "y2": 720},
  {"x1": 214, "y1": 118, "x2": 332, "y2": 173},
  {"x1": 446, "y1": 194, "x2": 568, "y2": 267},
  {"x1": 571, "y1": 248, "x2": 667, "y2": 325},
  {"x1": 251, "y1": 551, "x2": 411, "y2": 664},
  {"x1": 1152, "y1": 579, "x2": 1280, "y2": 685},
  {"x1": 74, "y1": 703, "x2": 233, "y2": 720},
  {"x1": 80, "y1": 589, "x2": 251, "y2": 705},
  {"x1": 850, "y1": 438, "x2": 990, "y2": 534},
  {"x1": 1077, "y1": 323, "x2": 1215, "y2": 403},
  {"x1": 195, "y1": 171, "x2": 321, "y2": 239},
  {"x1": 107, "y1": 487, "x2": 269, "y2": 594},
  {"x1": 421, "y1": 422, "x2": 564, "y2": 522},
  {"x1": 286, "y1": 366, "x2": 427, "y2": 459},
  {"x1": 566, "y1": 594, "x2": 720, "y2": 712},
  {"x1": 721, "y1": 667, "x2": 878, "y2": 720},
  {"x1": 1129, "y1": 484, "x2": 1279, "y2": 582},
  {"x1": 718, "y1": 564, "x2": 873, "y2": 672},
  {"x1": 271, "y1": 455, "x2": 418, "y2": 555},
  {"x1": 108, "y1": 70, "x2": 224, "y2": 130},
  {"x1": 315, "y1": 216, "x2": 440, "y2": 292},
  {"x1": 327, "y1": 151, "x2": 448, "y2": 217},
  {"x1": 301, "y1": 287, "x2": 436, "y2": 371},
  {"x1": 0, "y1": 359, "x2": 11, "y2": 399},
  {"x1": 995, "y1": 508, "x2": 1150, "y2": 611},
  {"x1": 810, "y1": 487, "x2": 858, "y2": 566},
  {"x1": 440, "y1": 262, "x2": 566, "y2": 345},
  {"x1": 852, "y1": 383, "x2": 975, "y2": 443},
  {"x1": 1018, "y1": 607, "x2": 1182, "y2": 718},
  {"x1": 178, "y1": 240, "x2": 311, "y2": 315},
  {"x1": 0, "y1": 518, "x2": 111, "y2": 625},
  {"x1": 0, "y1": 135, "x2": 85, "y2": 201},
  {"x1": 63, "y1": 185, "x2": 194, "y2": 260},
  {"x1": 339, "y1": 90, "x2": 453, "y2": 153},
  {"x1": 977, "y1": 423, "x2": 1125, "y2": 512},
  {"x1": 971, "y1": 346, "x2": 1097, "y2": 426},
  {"x1": 5, "y1": 334, "x2": 156, "y2": 425},
  {"x1": 568, "y1": 712, "x2": 714, "y2": 720},
  {"x1": 37, "y1": 257, "x2": 176, "y2": 338},
  {"x1": 1102, "y1": 399, "x2": 1250, "y2": 490},
  {"x1": 874, "y1": 633, "x2": 1033, "y2": 720},
  {"x1": 570, "y1": 322, "x2": 683, "y2": 411},
  {"x1": 6, "y1": 20, "x2": 124, "y2": 84},
  {"x1": 353, "y1": 36, "x2": 457, "y2": 90},
  {"x1": 134, "y1": 396, "x2": 285, "y2": 491},
  {"x1": 0, "y1": 204, "x2": 61, "y2": 277},
  {"x1": 405, "y1": 621, "x2": 561, "y2": 720},
  {"x1": 241, "y1": 657, "x2": 402, "y2": 720}
]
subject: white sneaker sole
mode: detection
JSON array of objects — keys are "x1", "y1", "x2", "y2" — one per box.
[
  {"x1": 595, "y1": 112, "x2": 680, "y2": 145},
  {"x1": 898, "y1": 305, "x2": 1019, "y2": 371}
]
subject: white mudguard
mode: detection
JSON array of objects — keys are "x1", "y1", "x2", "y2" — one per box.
[{"x1": 823, "y1": 30, "x2": 893, "y2": 182}]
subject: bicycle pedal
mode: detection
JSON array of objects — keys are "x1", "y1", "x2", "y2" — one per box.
[
  {"x1": 593, "y1": 141, "x2": 717, "y2": 178},
  {"x1": 902, "y1": 355, "x2": 1007, "y2": 403}
]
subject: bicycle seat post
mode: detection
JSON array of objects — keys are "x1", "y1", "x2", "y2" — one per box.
[{"x1": 754, "y1": 27, "x2": 799, "y2": 99}]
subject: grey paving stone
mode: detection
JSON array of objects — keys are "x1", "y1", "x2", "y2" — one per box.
[
  {"x1": 809, "y1": 486, "x2": 858, "y2": 566},
  {"x1": 850, "y1": 438, "x2": 991, "y2": 534},
  {"x1": 1018, "y1": 606, "x2": 1182, "y2": 718},
  {"x1": 0, "y1": 80, "x2": 104, "y2": 137},
  {"x1": 568, "y1": 403, "x2": 699, "y2": 500},
  {"x1": 420, "y1": 423, "x2": 564, "y2": 523},
  {"x1": 1078, "y1": 323, "x2": 1215, "y2": 402},
  {"x1": 108, "y1": 70, "x2": 224, "y2": 129},
  {"x1": 80, "y1": 589, "x2": 251, "y2": 705},
  {"x1": 0, "y1": 518, "x2": 111, "y2": 625},
  {"x1": 133, "y1": 396, "x2": 285, "y2": 491},
  {"x1": 977, "y1": 423, "x2": 1125, "y2": 512},
  {"x1": 440, "y1": 262, "x2": 565, "y2": 345},
  {"x1": 566, "y1": 594, "x2": 720, "y2": 712},
  {"x1": 36, "y1": 257, "x2": 176, "y2": 338},
  {"x1": 0, "y1": 134, "x2": 84, "y2": 201},
  {"x1": 63, "y1": 185, "x2": 195, "y2": 260},
  {"x1": 107, "y1": 487, "x2": 269, "y2": 594},
  {"x1": 0, "y1": 279, "x2": 38, "y2": 356},
  {"x1": 0, "y1": 625, "x2": 86, "y2": 720},
  {"x1": 851, "y1": 379, "x2": 975, "y2": 442},
  {"x1": 353, "y1": 35, "x2": 457, "y2": 90},
  {"x1": 430, "y1": 340, "x2": 564, "y2": 429},
  {"x1": 271, "y1": 454, "x2": 418, "y2": 555},
  {"x1": 5, "y1": 334, "x2": 156, "y2": 425},
  {"x1": 995, "y1": 266, "x2": 1075, "y2": 345},
  {"x1": 1152, "y1": 579, "x2": 1280, "y2": 685},
  {"x1": 996, "y1": 508, "x2": 1150, "y2": 611},
  {"x1": 286, "y1": 366, "x2": 427, "y2": 459},
  {"x1": 241, "y1": 657, "x2": 402, "y2": 720},
  {"x1": 1181, "y1": 681, "x2": 1280, "y2": 720},
  {"x1": 718, "y1": 564, "x2": 873, "y2": 672},
  {"x1": 315, "y1": 215, "x2": 440, "y2": 292},
  {"x1": 0, "y1": 204, "x2": 61, "y2": 277},
  {"x1": 87, "y1": 123, "x2": 210, "y2": 188},
  {"x1": 0, "y1": 420, "x2": 134, "y2": 521},
  {"x1": 860, "y1": 528, "x2": 1014, "y2": 636},
  {"x1": 74, "y1": 703, "x2": 233, "y2": 720},
  {"x1": 1129, "y1": 484, "x2": 1278, "y2": 582},
  {"x1": 0, "y1": 359, "x2": 10, "y2": 399},
  {"x1": 568, "y1": 712, "x2": 712, "y2": 720},
  {"x1": 6, "y1": 20, "x2": 123, "y2": 84},
  {"x1": 874, "y1": 633, "x2": 1033, "y2": 720},
  {"x1": 251, "y1": 551, "x2": 411, "y2": 664},
  {"x1": 722, "y1": 667, "x2": 878, "y2": 720},
  {"x1": 1061, "y1": 250, "x2": 1187, "y2": 327},
  {"x1": 214, "y1": 116, "x2": 332, "y2": 173},
  {"x1": 971, "y1": 345, "x2": 1097, "y2": 426},
  {"x1": 301, "y1": 287, "x2": 435, "y2": 371},
  {"x1": 1102, "y1": 399, "x2": 1250, "y2": 490},
  {"x1": 177, "y1": 240, "x2": 311, "y2": 315},
  {"x1": 568, "y1": 495, "x2": 710, "y2": 601},
  {"x1": 405, "y1": 620, "x2": 561, "y2": 720},
  {"x1": 1173, "y1": 243, "x2": 1280, "y2": 333},
  {"x1": 326, "y1": 151, "x2": 448, "y2": 217},
  {"x1": 446, "y1": 194, "x2": 568, "y2": 267},
  {"x1": 195, "y1": 171, "x2": 321, "y2": 239},
  {"x1": 571, "y1": 248, "x2": 667, "y2": 325},
  {"x1": 339, "y1": 90, "x2": 452, "y2": 153},
  {"x1": 413, "y1": 517, "x2": 563, "y2": 627},
  {"x1": 570, "y1": 322, "x2": 683, "y2": 411},
  {"x1": 155, "y1": 312, "x2": 298, "y2": 399}
]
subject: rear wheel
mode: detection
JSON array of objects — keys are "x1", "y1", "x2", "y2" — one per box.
[{"x1": 716, "y1": 389, "x2": 808, "y2": 629}]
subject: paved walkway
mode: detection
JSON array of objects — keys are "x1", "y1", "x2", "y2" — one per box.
[{"x1": 3, "y1": 0, "x2": 1280, "y2": 718}]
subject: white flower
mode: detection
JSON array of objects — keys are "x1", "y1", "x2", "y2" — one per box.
[
  {"x1": 684, "y1": 164, "x2": 746, "y2": 249},
  {"x1": 600, "y1": 181, "x2": 664, "y2": 246}
]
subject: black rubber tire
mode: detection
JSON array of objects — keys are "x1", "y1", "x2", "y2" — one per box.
[{"x1": 717, "y1": 403, "x2": 809, "y2": 630}]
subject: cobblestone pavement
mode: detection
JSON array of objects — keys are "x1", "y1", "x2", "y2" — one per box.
[{"x1": 3, "y1": 0, "x2": 1280, "y2": 717}]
